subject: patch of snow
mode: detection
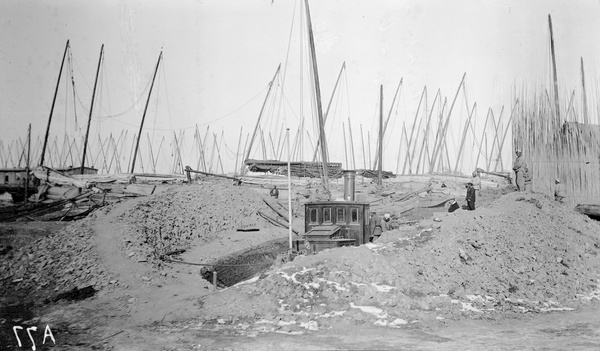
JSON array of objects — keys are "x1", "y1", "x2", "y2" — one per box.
[
  {"x1": 299, "y1": 321, "x2": 319, "y2": 331},
  {"x1": 371, "y1": 283, "x2": 396, "y2": 292},
  {"x1": 389, "y1": 318, "x2": 408, "y2": 326},
  {"x1": 349, "y1": 302, "x2": 388, "y2": 319}
]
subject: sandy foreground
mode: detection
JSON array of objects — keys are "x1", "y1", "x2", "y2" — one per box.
[{"x1": 1, "y1": 176, "x2": 600, "y2": 350}]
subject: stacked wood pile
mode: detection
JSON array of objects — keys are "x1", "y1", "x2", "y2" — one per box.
[{"x1": 245, "y1": 159, "x2": 343, "y2": 178}]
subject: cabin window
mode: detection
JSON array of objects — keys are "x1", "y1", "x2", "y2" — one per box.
[
  {"x1": 4, "y1": 175, "x2": 8, "y2": 183},
  {"x1": 336, "y1": 208, "x2": 345, "y2": 223},
  {"x1": 309, "y1": 208, "x2": 318, "y2": 223},
  {"x1": 323, "y1": 208, "x2": 332, "y2": 223},
  {"x1": 351, "y1": 208, "x2": 359, "y2": 223}
]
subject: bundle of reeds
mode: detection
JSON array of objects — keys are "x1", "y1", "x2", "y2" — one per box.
[{"x1": 513, "y1": 86, "x2": 600, "y2": 207}]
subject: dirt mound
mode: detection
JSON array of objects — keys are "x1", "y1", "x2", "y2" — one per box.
[
  {"x1": 0, "y1": 218, "x2": 115, "y2": 304},
  {"x1": 198, "y1": 191, "x2": 600, "y2": 333},
  {"x1": 115, "y1": 181, "x2": 276, "y2": 266}
]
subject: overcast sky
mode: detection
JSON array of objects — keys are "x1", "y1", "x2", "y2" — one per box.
[{"x1": 1, "y1": 0, "x2": 599, "y2": 173}]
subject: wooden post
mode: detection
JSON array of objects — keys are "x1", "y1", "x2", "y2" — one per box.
[
  {"x1": 342, "y1": 122, "x2": 348, "y2": 169},
  {"x1": 474, "y1": 108, "x2": 491, "y2": 170},
  {"x1": 367, "y1": 131, "x2": 371, "y2": 170},
  {"x1": 81, "y1": 44, "x2": 104, "y2": 174},
  {"x1": 305, "y1": 0, "x2": 330, "y2": 191},
  {"x1": 131, "y1": 50, "x2": 162, "y2": 173},
  {"x1": 581, "y1": 57, "x2": 589, "y2": 124},
  {"x1": 312, "y1": 62, "x2": 346, "y2": 162},
  {"x1": 374, "y1": 78, "x2": 402, "y2": 170},
  {"x1": 234, "y1": 126, "x2": 243, "y2": 176},
  {"x1": 548, "y1": 14, "x2": 561, "y2": 123},
  {"x1": 417, "y1": 90, "x2": 441, "y2": 174},
  {"x1": 494, "y1": 100, "x2": 518, "y2": 172},
  {"x1": 402, "y1": 86, "x2": 426, "y2": 174},
  {"x1": 430, "y1": 74, "x2": 465, "y2": 172},
  {"x1": 24, "y1": 124, "x2": 31, "y2": 203},
  {"x1": 245, "y1": 65, "x2": 280, "y2": 171},
  {"x1": 41, "y1": 40, "x2": 70, "y2": 167},
  {"x1": 360, "y1": 124, "x2": 366, "y2": 170},
  {"x1": 378, "y1": 85, "x2": 383, "y2": 186},
  {"x1": 240, "y1": 133, "x2": 249, "y2": 174},
  {"x1": 453, "y1": 102, "x2": 477, "y2": 173},
  {"x1": 348, "y1": 117, "x2": 356, "y2": 170},
  {"x1": 286, "y1": 128, "x2": 293, "y2": 251}
]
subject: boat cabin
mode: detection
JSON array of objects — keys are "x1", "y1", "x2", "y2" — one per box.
[{"x1": 0, "y1": 168, "x2": 28, "y2": 187}]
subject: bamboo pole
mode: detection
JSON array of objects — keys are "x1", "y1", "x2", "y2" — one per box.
[
  {"x1": 360, "y1": 124, "x2": 366, "y2": 170},
  {"x1": 416, "y1": 89, "x2": 440, "y2": 174},
  {"x1": 373, "y1": 78, "x2": 402, "y2": 170},
  {"x1": 367, "y1": 131, "x2": 371, "y2": 170},
  {"x1": 240, "y1": 133, "x2": 249, "y2": 174},
  {"x1": 430, "y1": 74, "x2": 465, "y2": 172},
  {"x1": 395, "y1": 122, "x2": 406, "y2": 174},
  {"x1": 581, "y1": 57, "x2": 589, "y2": 124},
  {"x1": 378, "y1": 85, "x2": 383, "y2": 186},
  {"x1": 98, "y1": 135, "x2": 109, "y2": 173},
  {"x1": 474, "y1": 108, "x2": 491, "y2": 170},
  {"x1": 131, "y1": 51, "x2": 162, "y2": 173},
  {"x1": 245, "y1": 65, "x2": 281, "y2": 171},
  {"x1": 147, "y1": 133, "x2": 156, "y2": 174},
  {"x1": 81, "y1": 44, "x2": 104, "y2": 174},
  {"x1": 259, "y1": 128, "x2": 267, "y2": 160},
  {"x1": 342, "y1": 122, "x2": 348, "y2": 169},
  {"x1": 234, "y1": 126, "x2": 243, "y2": 176},
  {"x1": 41, "y1": 40, "x2": 70, "y2": 167},
  {"x1": 348, "y1": 117, "x2": 356, "y2": 170},
  {"x1": 312, "y1": 62, "x2": 346, "y2": 162},
  {"x1": 548, "y1": 14, "x2": 561, "y2": 123},
  {"x1": 494, "y1": 100, "x2": 518, "y2": 172},
  {"x1": 453, "y1": 102, "x2": 477, "y2": 173},
  {"x1": 305, "y1": 0, "x2": 330, "y2": 190},
  {"x1": 402, "y1": 86, "x2": 426, "y2": 174},
  {"x1": 25, "y1": 124, "x2": 31, "y2": 203},
  {"x1": 268, "y1": 132, "x2": 277, "y2": 159}
]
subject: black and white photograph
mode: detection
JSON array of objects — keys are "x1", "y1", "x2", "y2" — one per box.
[{"x1": 1, "y1": 0, "x2": 600, "y2": 350}]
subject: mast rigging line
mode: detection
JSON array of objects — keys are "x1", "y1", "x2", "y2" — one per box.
[{"x1": 95, "y1": 83, "x2": 270, "y2": 131}]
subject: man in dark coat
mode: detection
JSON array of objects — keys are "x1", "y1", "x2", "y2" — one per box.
[
  {"x1": 465, "y1": 182, "x2": 476, "y2": 211},
  {"x1": 270, "y1": 185, "x2": 279, "y2": 199}
]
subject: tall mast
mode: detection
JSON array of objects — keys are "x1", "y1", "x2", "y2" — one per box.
[
  {"x1": 40, "y1": 40, "x2": 70, "y2": 167},
  {"x1": 130, "y1": 50, "x2": 162, "y2": 173},
  {"x1": 304, "y1": 0, "x2": 329, "y2": 191},
  {"x1": 312, "y1": 62, "x2": 346, "y2": 162},
  {"x1": 81, "y1": 44, "x2": 104, "y2": 174},
  {"x1": 581, "y1": 57, "x2": 589, "y2": 124},
  {"x1": 378, "y1": 85, "x2": 383, "y2": 186},
  {"x1": 25, "y1": 124, "x2": 31, "y2": 203},
  {"x1": 548, "y1": 14, "x2": 561, "y2": 123},
  {"x1": 244, "y1": 64, "x2": 280, "y2": 171}
]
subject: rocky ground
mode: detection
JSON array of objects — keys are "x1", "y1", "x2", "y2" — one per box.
[{"x1": 1, "y1": 175, "x2": 600, "y2": 350}]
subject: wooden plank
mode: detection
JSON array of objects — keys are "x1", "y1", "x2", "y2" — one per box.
[{"x1": 124, "y1": 184, "x2": 156, "y2": 196}]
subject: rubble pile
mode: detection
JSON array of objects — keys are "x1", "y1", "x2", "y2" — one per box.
[
  {"x1": 0, "y1": 218, "x2": 114, "y2": 304},
  {"x1": 116, "y1": 181, "x2": 273, "y2": 264},
  {"x1": 199, "y1": 191, "x2": 600, "y2": 331}
]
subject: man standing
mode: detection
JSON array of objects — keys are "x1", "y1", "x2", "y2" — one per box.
[
  {"x1": 465, "y1": 182, "x2": 476, "y2": 210},
  {"x1": 369, "y1": 212, "x2": 382, "y2": 242},
  {"x1": 270, "y1": 185, "x2": 279, "y2": 199},
  {"x1": 512, "y1": 149, "x2": 527, "y2": 191},
  {"x1": 554, "y1": 179, "x2": 566, "y2": 203}
]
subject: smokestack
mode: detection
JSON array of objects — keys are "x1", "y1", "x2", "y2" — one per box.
[{"x1": 343, "y1": 170, "x2": 356, "y2": 201}]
